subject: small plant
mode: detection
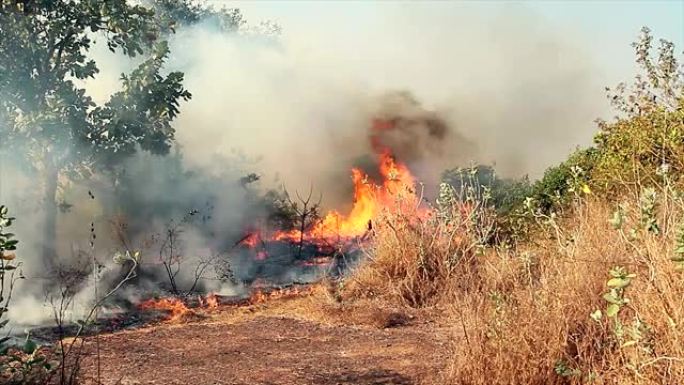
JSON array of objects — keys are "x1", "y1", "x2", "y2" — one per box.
[
  {"x1": 608, "y1": 204, "x2": 627, "y2": 230},
  {"x1": 0, "y1": 204, "x2": 21, "y2": 345},
  {"x1": 0, "y1": 206, "x2": 50, "y2": 384},
  {"x1": 639, "y1": 188, "x2": 660, "y2": 235},
  {"x1": 554, "y1": 359, "x2": 581, "y2": 378},
  {"x1": 672, "y1": 221, "x2": 684, "y2": 270},
  {"x1": 603, "y1": 266, "x2": 635, "y2": 318}
]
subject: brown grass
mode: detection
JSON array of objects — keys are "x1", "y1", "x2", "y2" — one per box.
[
  {"x1": 337, "y1": 187, "x2": 684, "y2": 384},
  {"x1": 341, "y1": 191, "x2": 494, "y2": 308}
]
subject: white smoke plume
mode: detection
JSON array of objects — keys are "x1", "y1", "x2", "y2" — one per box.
[{"x1": 0, "y1": 2, "x2": 616, "y2": 326}]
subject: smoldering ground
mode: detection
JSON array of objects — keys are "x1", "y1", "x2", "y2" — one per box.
[{"x1": 0, "y1": 2, "x2": 608, "y2": 326}]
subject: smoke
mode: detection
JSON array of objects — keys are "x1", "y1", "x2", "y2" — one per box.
[
  {"x1": 157, "y1": 2, "x2": 604, "y2": 191},
  {"x1": 0, "y1": 2, "x2": 611, "y2": 326}
]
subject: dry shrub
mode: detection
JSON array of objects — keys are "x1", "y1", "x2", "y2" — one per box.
[
  {"x1": 448, "y1": 193, "x2": 684, "y2": 384},
  {"x1": 341, "y1": 182, "x2": 496, "y2": 307},
  {"x1": 338, "y1": 179, "x2": 684, "y2": 382},
  {"x1": 255, "y1": 282, "x2": 417, "y2": 329}
]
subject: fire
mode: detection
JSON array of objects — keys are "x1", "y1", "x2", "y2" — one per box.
[
  {"x1": 248, "y1": 286, "x2": 313, "y2": 304},
  {"x1": 139, "y1": 298, "x2": 190, "y2": 321},
  {"x1": 199, "y1": 293, "x2": 220, "y2": 310},
  {"x1": 238, "y1": 117, "x2": 427, "y2": 264},
  {"x1": 140, "y1": 293, "x2": 224, "y2": 321},
  {"x1": 273, "y1": 150, "x2": 421, "y2": 243},
  {"x1": 238, "y1": 231, "x2": 260, "y2": 248}
]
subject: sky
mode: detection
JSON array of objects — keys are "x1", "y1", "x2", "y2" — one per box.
[
  {"x1": 8, "y1": 0, "x2": 679, "y2": 183},
  {"x1": 219, "y1": 0, "x2": 683, "y2": 88},
  {"x1": 190, "y1": 0, "x2": 683, "y2": 176}
]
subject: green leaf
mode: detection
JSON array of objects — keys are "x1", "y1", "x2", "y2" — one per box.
[
  {"x1": 606, "y1": 303, "x2": 621, "y2": 317},
  {"x1": 590, "y1": 309, "x2": 603, "y2": 322},
  {"x1": 23, "y1": 338, "x2": 37, "y2": 354},
  {"x1": 603, "y1": 292, "x2": 622, "y2": 304},
  {"x1": 607, "y1": 277, "x2": 631, "y2": 288}
]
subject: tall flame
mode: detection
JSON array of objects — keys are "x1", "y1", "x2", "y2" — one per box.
[
  {"x1": 274, "y1": 150, "x2": 419, "y2": 243},
  {"x1": 242, "y1": 118, "x2": 424, "y2": 247}
]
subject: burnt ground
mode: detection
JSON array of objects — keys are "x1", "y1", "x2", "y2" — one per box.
[{"x1": 78, "y1": 299, "x2": 451, "y2": 385}]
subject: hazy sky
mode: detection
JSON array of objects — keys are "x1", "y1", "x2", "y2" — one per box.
[
  {"x1": 192, "y1": 0, "x2": 683, "y2": 176},
  {"x1": 219, "y1": 0, "x2": 683, "y2": 88}
]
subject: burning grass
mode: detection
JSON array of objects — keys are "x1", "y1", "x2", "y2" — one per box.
[
  {"x1": 137, "y1": 285, "x2": 320, "y2": 323},
  {"x1": 340, "y1": 182, "x2": 495, "y2": 307}
]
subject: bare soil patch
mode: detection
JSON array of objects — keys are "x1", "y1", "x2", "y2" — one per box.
[{"x1": 78, "y1": 302, "x2": 449, "y2": 385}]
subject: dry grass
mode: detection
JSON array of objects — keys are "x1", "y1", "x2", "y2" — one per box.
[
  {"x1": 337, "y1": 185, "x2": 684, "y2": 384},
  {"x1": 341, "y1": 185, "x2": 495, "y2": 308}
]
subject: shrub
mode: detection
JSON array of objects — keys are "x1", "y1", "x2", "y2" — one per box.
[
  {"x1": 341, "y1": 182, "x2": 496, "y2": 307},
  {"x1": 442, "y1": 165, "x2": 532, "y2": 217},
  {"x1": 530, "y1": 147, "x2": 599, "y2": 213},
  {"x1": 0, "y1": 205, "x2": 51, "y2": 385},
  {"x1": 447, "y1": 189, "x2": 684, "y2": 384},
  {"x1": 591, "y1": 27, "x2": 684, "y2": 194}
]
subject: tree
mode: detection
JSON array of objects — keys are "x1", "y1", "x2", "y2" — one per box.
[
  {"x1": 592, "y1": 27, "x2": 684, "y2": 193},
  {"x1": 0, "y1": 1, "x2": 191, "y2": 265},
  {"x1": 147, "y1": 0, "x2": 244, "y2": 33}
]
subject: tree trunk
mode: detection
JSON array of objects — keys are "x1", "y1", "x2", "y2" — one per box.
[{"x1": 43, "y1": 164, "x2": 58, "y2": 268}]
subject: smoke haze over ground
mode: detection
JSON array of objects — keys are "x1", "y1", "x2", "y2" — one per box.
[{"x1": 1, "y1": 1, "x2": 679, "y2": 326}]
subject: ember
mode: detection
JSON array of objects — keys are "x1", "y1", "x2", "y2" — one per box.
[
  {"x1": 298, "y1": 256, "x2": 333, "y2": 267},
  {"x1": 248, "y1": 285, "x2": 313, "y2": 304}
]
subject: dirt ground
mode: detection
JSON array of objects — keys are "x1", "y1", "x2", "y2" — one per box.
[{"x1": 78, "y1": 298, "x2": 451, "y2": 385}]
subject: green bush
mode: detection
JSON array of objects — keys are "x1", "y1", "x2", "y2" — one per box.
[
  {"x1": 530, "y1": 147, "x2": 599, "y2": 213},
  {"x1": 590, "y1": 27, "x2": 683, "y2": 193},
  {"x1": 441, "y1": 165, "x2": 532, "y2": 216}
]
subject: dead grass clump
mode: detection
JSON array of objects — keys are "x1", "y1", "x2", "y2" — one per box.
[
  {"x1": 280, "y1": 281, "x2": 414, "y2": 329},
  {"x1": 448, "y1": 194, "x2": 684, "y2": 384},
  {"x1": 342, "y1": 182, "x2": 496, "y2": 307}
]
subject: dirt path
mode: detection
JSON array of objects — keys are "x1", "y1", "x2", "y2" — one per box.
[{"x1": 78, "y1": 307, "x2": 450, "y2": 385}]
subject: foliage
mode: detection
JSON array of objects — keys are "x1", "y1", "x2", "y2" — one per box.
[
  {"x1": 591, "y1": 26, "x2": 684, "y2": 193},
  {"x1": 528, "y1": 147, "x2": 598, "y2": 213},
  {"x1": 147, "y1": 0, "x2": 245, "y2": 33},
  {"x1": 0, "y1": 0, "x2": 190, "y2": 159},
  {"x1": 0, "y1": 0, "x2": 191, "y2": 262},
  {"x1": 442, "y1": 165, "x2": 532, "y2": 216},
  {"x1": 519, "y1": 28, "x2": 683, "y2": 211},
  {"x1": 0, "y1": 205, "x2": 20, "y2": 343}
]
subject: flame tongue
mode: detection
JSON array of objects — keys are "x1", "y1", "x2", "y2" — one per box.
[
  {"x1": 240, "y1": 118, "x2": 425, "y2": 258},
  {"x1": 274, "y1": 151, "x2": 419, "y2": 244},
  {"x1": 139, "y1": 298, "x2": 190, "y2": 321}
]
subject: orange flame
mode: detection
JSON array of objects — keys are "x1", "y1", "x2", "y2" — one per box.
[
  {"x1": 204, "y1": 293, "x2": 220, "y2": 309},
  {"x1": 274, "y1": 150, "x2": 420, "y2": 243},
  {"x1": 249, "y1": 286, "x2": 313, "y2": 304},
  {"x1": 240, "y1": 232, "x2": 260, "y2": 248},
  {"x1": 139, "y1": 298, "x2": 190, "y2": 321}
]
